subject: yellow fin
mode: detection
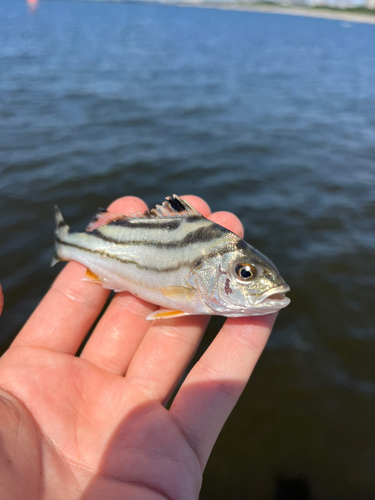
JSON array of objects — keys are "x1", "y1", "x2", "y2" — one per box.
[
  {"x1": 83, "y1": 268, "x2": 103, "y2": 285},
  {"x1": 146, "y1": 309, "x2": 191, "y2": 321},
  {"x1": 160, "y1": 286, "x2": 196, "y2": 301}
]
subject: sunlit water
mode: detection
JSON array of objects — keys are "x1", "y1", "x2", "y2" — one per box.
[{"x1": 0, "y1": 0, "x2": 375, "y2": 497}]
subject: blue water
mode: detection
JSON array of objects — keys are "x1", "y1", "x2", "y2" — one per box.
[{"x1": 1, "y1": 0, "x2": 375, "y2": 497}]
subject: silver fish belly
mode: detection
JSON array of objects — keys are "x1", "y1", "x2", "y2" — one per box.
[{"x1": 53, "y1": 195, "x2": 290, "y2": 320}]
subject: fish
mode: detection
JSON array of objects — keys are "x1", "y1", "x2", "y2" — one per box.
[{"x1": 52, "y1": 195, "x2": 290, "y2": 320}]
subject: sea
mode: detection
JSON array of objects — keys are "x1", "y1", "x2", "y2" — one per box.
[{"x1": 0, "y1": 0, "x2": 374, "y2": 498}]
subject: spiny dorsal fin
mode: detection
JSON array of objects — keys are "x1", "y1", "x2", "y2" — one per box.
[
  {"x1": 140, "y1": 195, "x2": 201, "y2": 219},
  {"x1": 86, "y1": 195, "x2": 201, "y2": 231}
]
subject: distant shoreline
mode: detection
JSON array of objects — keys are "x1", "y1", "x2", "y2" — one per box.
[
  {"x1": 62, "y1": 0, "x2": 375, "y2": 25},
  {"x1": 169, "y1": 1, "x2": 375, "y2": 25}
]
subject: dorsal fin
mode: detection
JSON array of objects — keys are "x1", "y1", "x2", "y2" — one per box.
[
  {"x1": 86, "y1": 195, "x2": 201, "y2": 231},
  {"x1": 140, "y1": 195, "x2": 201, "y2": 219},
  {"x1": 86, "y1": 208, "x2": 128, "y2": 231}
]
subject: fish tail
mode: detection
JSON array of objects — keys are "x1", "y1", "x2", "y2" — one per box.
[{"x1": 51, "y1": 206, "x2": 70, "y2": 267}]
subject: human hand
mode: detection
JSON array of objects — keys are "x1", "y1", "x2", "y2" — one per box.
[{"x1": 0, "y1": 195, "x2": 276, "y2": 500}]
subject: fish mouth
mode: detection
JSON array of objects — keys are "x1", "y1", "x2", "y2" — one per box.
[{"x1": 255, "y1": 284, "x2": 291, "y2": 307}]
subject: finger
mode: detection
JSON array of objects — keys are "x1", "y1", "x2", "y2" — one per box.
[
  {"x1": 170, "y1": 313, "x2": 277, "y2": 469},
  {"x1": 80, "y1": 197, "x2": 156, "y2": 375},
  {"x1": 125, "y1": 207, "x2": 243, "y2": 403},
  {"x1": 12, "y1": 261, "x2": 109, "y2": 354},
  {"x1": 209, "y1": 211, "x2": 244, "y2": 238},
  {"x1": 12, "y1": 197, "x2": 147, "y2": 355},
  {"x1": 125, "y1": 315, "x2": 210, "y2": 402},
  {"x1": 80, "y1": 195, "x2": 213, "y2": 376},
  {"x1": 80, "y1": 291, "x2": 157, "y2": 375},
  {"x1": 180, "y1": 195, "x2": 211, "y2": 218}
]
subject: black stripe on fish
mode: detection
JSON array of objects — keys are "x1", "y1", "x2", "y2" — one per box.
[
  {"x1": 90, "y1": 223, "x2": 226, "y2": 248},
  {"x1": 109, "y1": 218, "x2": 183, "y2": 231},
  {"x1": 56, "y1": 237, "x2": 238, "y2": 273},
  {"x1": 185, "y1": 216, "x2": 204, "y2": 223},
  {"x1": 235, "y1": 239, "x2": 249, "y2": 252},
  {"x1": 178, "y1": 224, "x2": 225, "y2": 245}
]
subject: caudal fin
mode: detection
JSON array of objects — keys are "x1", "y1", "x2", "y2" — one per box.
[{"x1": 51, "y1": 206, "x2": 70, "y2": 267}]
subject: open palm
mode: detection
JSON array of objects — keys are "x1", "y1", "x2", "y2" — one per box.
[{"x1": 0, "y1": 195, "x2": 276, "y2": 500}]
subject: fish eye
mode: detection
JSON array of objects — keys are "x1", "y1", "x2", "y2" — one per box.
[{"x1": 235, "y1": 263, "x2": 257, "y2": 281}]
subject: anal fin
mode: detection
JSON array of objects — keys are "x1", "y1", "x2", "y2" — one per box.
[{"x1": 146, "y1": 309, "x2": 191, "y2": 321}]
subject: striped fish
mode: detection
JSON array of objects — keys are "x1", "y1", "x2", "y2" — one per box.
[{"x1": 53, "y1": 195, "x2": 290, "y2": 320}]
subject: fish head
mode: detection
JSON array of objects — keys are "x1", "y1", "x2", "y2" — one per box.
[{"x1": 190, "y1": 239, "x2": 290, "y2": 316}]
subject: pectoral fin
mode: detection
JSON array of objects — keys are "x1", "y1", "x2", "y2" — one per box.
[
  {"x1": 146, "y1": 309, "x2": 191, "y2": 321},
  {"x1": 160, "y1": 286, "x2": 196, "y2": 301}
]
